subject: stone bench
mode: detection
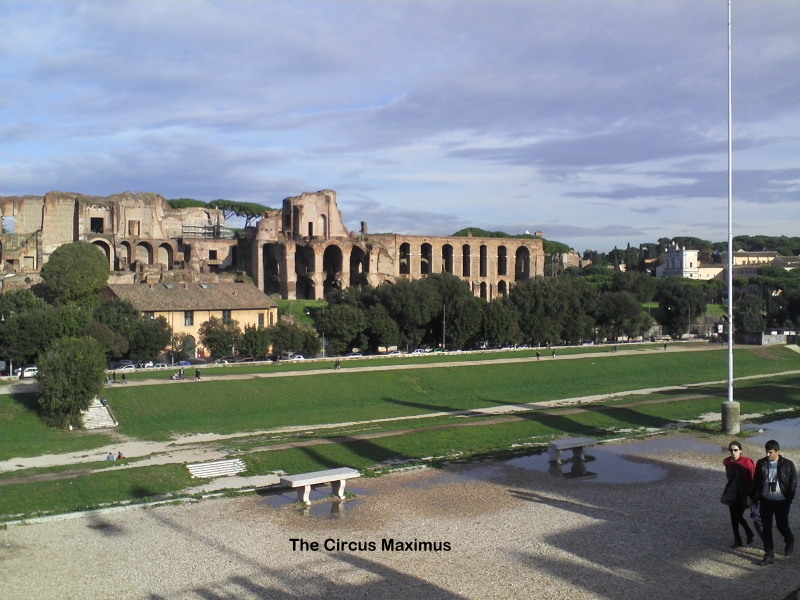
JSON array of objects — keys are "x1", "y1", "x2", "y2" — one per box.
[
  {"x1": 548, "y1": 437, "x2": 597, "y2": 465},
  {"x1": 279, "y1": 467, "x2": 360, "y2": 504},
  {"x1": 187, "y1": 458, "x2": 246, "y2": 479}
]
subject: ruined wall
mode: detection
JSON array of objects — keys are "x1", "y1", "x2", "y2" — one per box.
[{"x1": 252, "y1": 190, "x2": 546, "y2": 300}]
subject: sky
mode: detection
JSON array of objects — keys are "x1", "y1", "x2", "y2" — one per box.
[{"x1": 1, "y1": 1, "x2": 799, "y2": 254}]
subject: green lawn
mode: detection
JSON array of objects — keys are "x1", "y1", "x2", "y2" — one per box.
[{"x1": 1, "y1": 344, "x2": 798, "y2": 520}]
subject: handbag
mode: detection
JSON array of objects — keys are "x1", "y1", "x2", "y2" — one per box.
[{"x1": 720, "y1": 479, "x2": 738, "y2": 505}]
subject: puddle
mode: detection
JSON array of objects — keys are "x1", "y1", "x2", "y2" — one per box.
[
  {"x1": 743, "y1": 418, "x2": 800, "y2": 451},
  {"x1": 260, "y1": 485, "x2": 367, "y2": 518}
]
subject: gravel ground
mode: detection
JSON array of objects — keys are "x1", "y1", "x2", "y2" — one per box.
[{"x1": 3, "y1": 433, "x2": 799, "y2": 600}]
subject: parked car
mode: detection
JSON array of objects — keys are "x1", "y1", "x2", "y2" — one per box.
[
  {"x1": 289, "y1": 355, "x2": 306, "y2": 361},
  {"x1": 117, "y1": 364, "x2": 136, "y2": 371},
  {"x1": 153, "y1": 363, "x2": 168, "y2": 369},
  {"x1": 18, "y1": 365, "x2": 38, "y2": 379},
  {"x1": 387, "y1": 350, "x2": 403, "y2": 355},
  {"x1": 410, "y1": 349, "x2": 427, "y2": 355},
  {"x1": 138, "y1": 360, "x2": 154, "y2": 368},
  {"x1": 176, "y1": 360, "x2": 191, "y2": 367},
  {"x1": 344, "y1": 352, "x2": 362, "y2": 358}
]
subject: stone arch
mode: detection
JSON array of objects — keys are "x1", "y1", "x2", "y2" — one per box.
[
  {"x1": 498, "y1": 280, "x2": 508, "y2": 297},
  {"x1": 498, "y1": 246, "x2": 508, "y2": 276},
  {"x1": 399, "y1": 242, "x2": 411, "y2": 275},
  {"x1": 462, "y1": 244, "x2": 471, "y2": 277},
  {"x1": 136, "y1": 241, "x2": 153, "y2": 264},
  {"x1": 441, "y1": 244, "x2": 453, "y2": 273},
  {"x1": 91, "y1": 239, "x2": 113, "y2": 269},
  {"x1": 323, "y1": 244, "x2": 344, "y2": 296},
  {"x1": 157, "y1": 243, "x2": 174, "y2": 269},
  {"x1": 479, "y1": 281, "x2": 488, "y2": 300},
  {"x1": 480, "y1": 245, "x2": 488, "y2": 277},
  {"x1": 350, "y1": 246, "x2": 369, "y2": 287},
  {"x1": 420, "y1": 243, "x2": 432, "y2": 275},
  {"x1": 515, "y1": 246, "x2": 531, "y2": 281},
  {"x1": 295, "y1": 245, "x2": 315, "y2": 276},
  {"x1": 118, "y1": 241, "x2": 133, "y2": 270}
]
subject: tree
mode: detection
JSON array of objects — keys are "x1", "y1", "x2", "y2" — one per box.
[
  {"x1": 37, "y1": 337, "x2": 107, "y2": 428},
  {"x1": 734, "y1": 294, "x2": 766, "y2": 333},
  {"x1": 208, "y1": 199, "x2": 272, "y2": 228},
  {"x1": 315, "y1": 304, "x2": 367, "y2": 355},
  {"x1": 128, "y1": 316, "x2": 172, "y2": 360},
  {"x1": 364, "y1": 305, "x2": 400, "y2": 352},
  {"x1": 198, "y1": 317, "x2": 242, "y2": 358},
  {"x1": 79, "y1": 322, "x2": 129, "y2": 360},
  {"x1": 595, "y1": 291, "x2": 649, "y2": 341},
  {"x1": 39, "y1": 241, "x2": 109, "y2": 305},
  {"x1": 656, "y1": 279, "x2": 706, "y2": 337},
  {"x1": 481, "y1": 299, "x2": 521, "y2": 347},
  {"x1": 240, "y1": 324, "x2": 272, "y2": 357},
  {"x1": 269, "y1": 322, "x2": 320, "y2": 357}
]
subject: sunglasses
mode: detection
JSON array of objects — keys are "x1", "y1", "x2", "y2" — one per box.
[{"x1": 728, "y1": 448, "x2": 740, "y2": 452}]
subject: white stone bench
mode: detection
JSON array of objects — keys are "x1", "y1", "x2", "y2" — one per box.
[
  {"x1": 279, "y1": 467, "x2": 360, "y2": 504},
  {"x1": 548, "y1": 437, "x2": 597, "y2": 465},
  {"x1": 187, "y1": 458, "x2": 246, "y2": 479}
]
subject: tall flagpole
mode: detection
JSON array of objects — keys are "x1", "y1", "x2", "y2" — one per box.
[{"x1": 722, "y1": 0, "x2": 740, "y2": 434}]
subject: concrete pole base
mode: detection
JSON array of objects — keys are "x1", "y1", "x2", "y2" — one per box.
[{"x1": 721, "y1": 401, "x2": 740, "y2": 436}]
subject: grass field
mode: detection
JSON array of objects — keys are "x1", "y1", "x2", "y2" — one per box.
[{"x1": 1, "y1": 344, "x2": 798, "y2": 520}]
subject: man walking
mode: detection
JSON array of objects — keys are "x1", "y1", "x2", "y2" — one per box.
[{"x1": 752, "y1": 439, "x2": 796, "y2": 566}]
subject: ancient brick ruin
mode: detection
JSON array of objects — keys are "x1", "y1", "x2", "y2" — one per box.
[{"x1": 0, "y1": 189, "x2": 546, "y2": 300}]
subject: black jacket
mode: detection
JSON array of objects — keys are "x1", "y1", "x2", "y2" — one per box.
[{"x1": 753, "y1": 455, "x2": 797, "y2": 503}]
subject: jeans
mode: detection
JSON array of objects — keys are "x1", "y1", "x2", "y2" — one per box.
[{"x1": 759, "y1": 498, "x2": 794, "y2": 556}]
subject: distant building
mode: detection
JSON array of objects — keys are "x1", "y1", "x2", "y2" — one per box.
[
  {"x1": 103, "y1": 282, "x2": 278, "y2": 357},
  {"x1": 655, "y1": 242, "x2": 797, "y2": 281}
]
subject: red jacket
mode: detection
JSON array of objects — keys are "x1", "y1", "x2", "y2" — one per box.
[{"x1": 723, "y1": 455, "x2": 756, "y2": 498}]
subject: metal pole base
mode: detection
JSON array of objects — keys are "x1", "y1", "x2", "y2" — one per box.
[{"x1": 721, "y1": 401, "x2": 740, "y2": 436}]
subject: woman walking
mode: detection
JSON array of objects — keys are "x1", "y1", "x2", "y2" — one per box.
[{"x1": 723, "y1": 441, "x2": 756, "y2": 548}]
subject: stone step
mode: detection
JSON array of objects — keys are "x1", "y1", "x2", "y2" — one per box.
[
  {"x1": 81, "y1": 398, "x2": 118, "y2": 429},
  {"x1": 187, "y1": 458, "x2": 246, "y2": 479}
]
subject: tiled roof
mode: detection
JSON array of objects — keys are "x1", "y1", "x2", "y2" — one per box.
[{"x1": 105, "y1": 283, "x2": 277, "y2": 312}]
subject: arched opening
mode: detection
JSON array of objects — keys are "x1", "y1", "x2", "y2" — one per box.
[
  {"x1": 480, "y1": 245, "x2": 488, "y2": 277},
  {"x1": 480, "y1": 281, "x2": 488, "y2": 300},
  {"x1": 91, "y1": 240, "x2": 113, "y2": 269},
  {"x1": 498, "y1": 246, "x2": 508, "y2": 276},
  {"x1": 118, "y1": 241, "x2": 133, "y2": 271},
  {"x1": 295, "y1": 245, "x2": 315, "y2": 277},
  {"x1": 462, "y1": 244, "x2": 471, "y2": 277},
  {"x1": 420, "y1": 243, "x2": 432, "y2": 274},
  {"x1": 136, "y1": 242, "x2": 153, "y2": 265},
  {"x1": 157, "y1": 243, "x2": 173, "y2": 269},
  {"x1": 319, "y1": 214, "x2": 328, "y2": 239},
  {"x1": 441, "y1": 244, "x2": 453, "y2": 273},
  {"x1": 323, "y1": 245, "x2": 344, "y2": 297},
  {"x1": 263, "y1": 243, "x2": 282, "y2": 295},
  {"x1": 350, "y1": 246, "x2": 369, "y2": 287},
  {"x1": 515, "y1": 246, "x2": 531, "y2": 281},
  {"x1": 399, "y1": 243, "x2": 411, "y2": 275},
  {"x1": 498, "y1": 280, "x2": 508, "y2": 297}
]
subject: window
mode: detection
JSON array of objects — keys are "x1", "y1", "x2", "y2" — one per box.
[
  {"x1": 128, "y1": 220, "x2": 140, "y2": 236},
  {"x1": 222, "y1": 309, "x2": 232, "y2": 324},
  {"x1": 258, "y1": 313, "x2": 265, "y2": 327},
  {"x1": 90, "y1": 218, "x2": 104, "y2": 234},
  {"x1": 184, "y1": 311, "x2": 194, "y2": 326},
  {"x1": 144, "y1": 312, "x2": 154, "y2": 320},
  {"x1": 209, "y1": 250, "x2": 218, "y2": 260}
]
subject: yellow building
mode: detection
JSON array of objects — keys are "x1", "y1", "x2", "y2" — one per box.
[{"x1": 104, "y1": 282, "x2": 278, "y2": 357}]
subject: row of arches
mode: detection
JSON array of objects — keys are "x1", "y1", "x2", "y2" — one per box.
[
  {"x1": 261, "y1": 240, "x2": 541, "y2": 301},
  {"x1": 398, "y1": 243, "x2": 531, "y2": 279},
  {"x1": 90, "y1": 238, "x2": 176, "y2": 271}
]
